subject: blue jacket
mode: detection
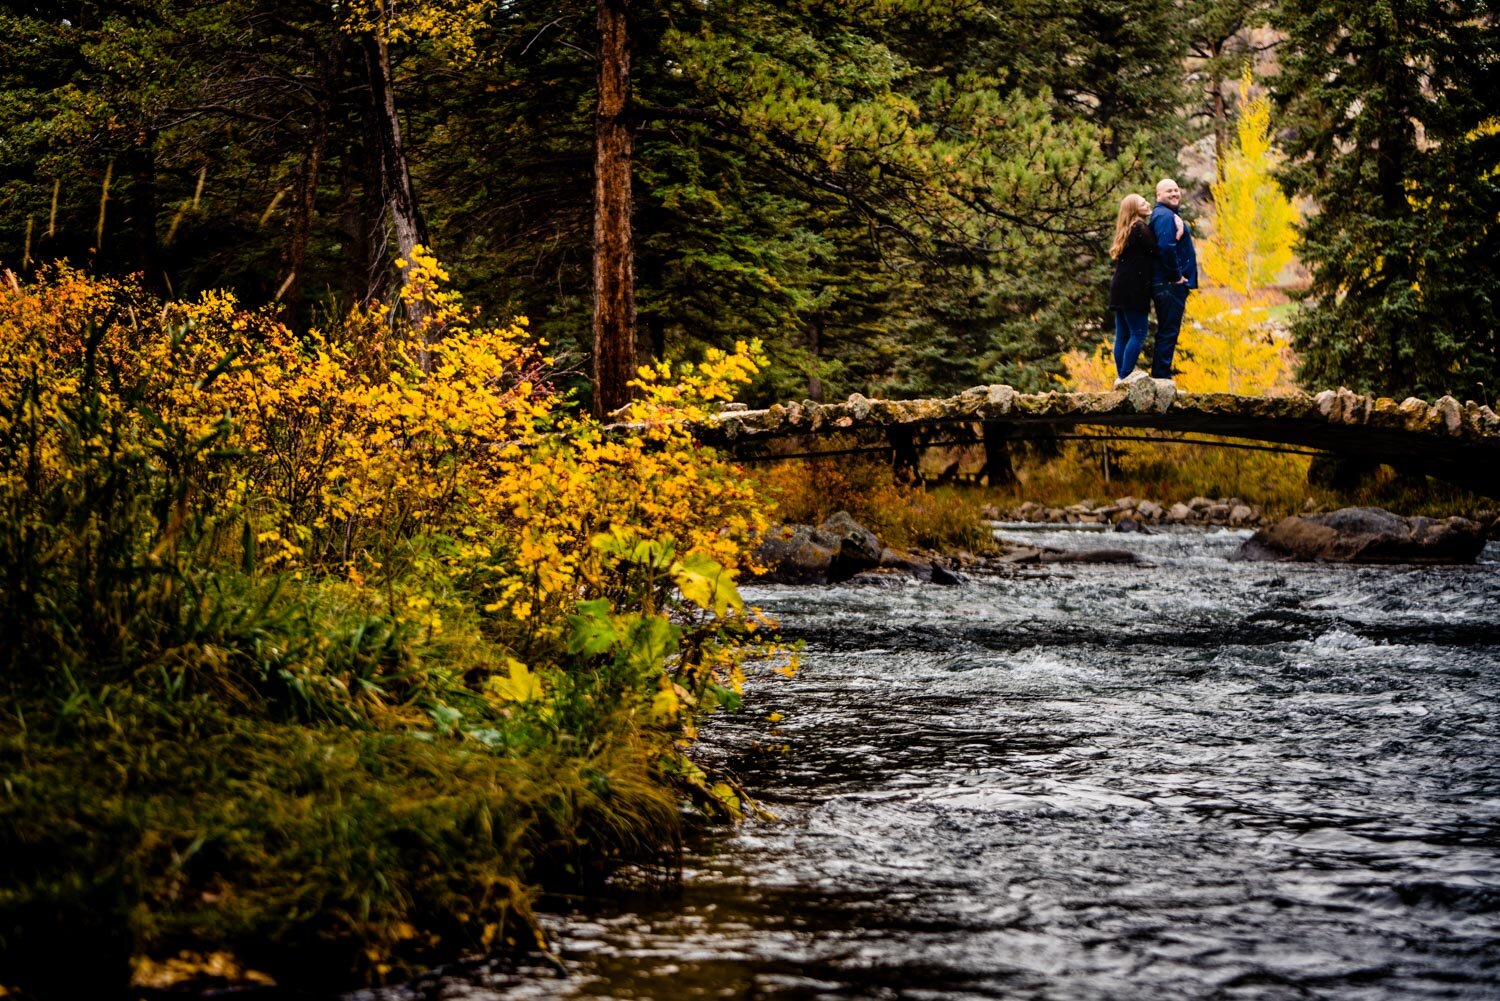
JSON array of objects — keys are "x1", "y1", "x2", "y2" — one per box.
[{"x1": 1150, "y1": 203, "x2": 1198, "y2": 289}]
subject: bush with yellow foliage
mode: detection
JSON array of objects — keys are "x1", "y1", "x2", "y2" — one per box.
[{"x1": 0, "y1": 257, "x2": 779, "y2": 993}]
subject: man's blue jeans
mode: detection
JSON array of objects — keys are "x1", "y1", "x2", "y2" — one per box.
[
  {"x1": 1112, "y1": 309, "x2": 1149, "y2": 378},
  {"x1": 1151, "y1": 282, "x2": 1190, "y2": 379}
]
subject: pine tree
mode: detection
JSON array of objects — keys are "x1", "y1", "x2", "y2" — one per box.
[{"x1": 1275, "y1": 0, "x2": 1500, "y2": 402}]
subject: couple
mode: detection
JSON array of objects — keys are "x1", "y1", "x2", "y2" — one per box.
[{"x1": 1108, "y1": 178, "x2": 1198, "y2": 388}]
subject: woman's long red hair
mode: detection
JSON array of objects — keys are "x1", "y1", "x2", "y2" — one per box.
[{"x1": 1110, "y1": 194, "x2": 1151, "y2": 260}]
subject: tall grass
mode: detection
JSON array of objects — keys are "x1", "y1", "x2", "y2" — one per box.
[{"x1": 994, "y1": 434, "x2": 1493, "y2": 520}]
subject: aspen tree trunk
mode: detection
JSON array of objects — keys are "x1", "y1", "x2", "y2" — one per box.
[{"x1": 593, "y1": 0, "x2": 636, "y2": 417}]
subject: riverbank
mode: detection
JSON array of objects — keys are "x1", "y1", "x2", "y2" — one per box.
[
  {"x1": 751, "y1": 452, "x2": 1500, "y2": 570},
  {"x1": 0, "y1": 268, "x2": 774, "y2": 998},
  {"x1": 2, "y1": 691, "x2": 680, "y2": 995}
]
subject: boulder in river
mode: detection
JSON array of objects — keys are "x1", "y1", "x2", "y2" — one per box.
[
  {"x1": 930, "y1": 564, "x2": 965, "y2": 586},
  {"x1": 752, "y1": 525, "x2": 839, "y2": 583},
  {"x1": 820, "y1": 511, "x2": 883, "y2": 571},
  {"x1": 1236, "y1": 506, "x2": 1486, "y2": 564},
  {"x1": 754, "y1": 511, "x2": 885, "y2": 583}
]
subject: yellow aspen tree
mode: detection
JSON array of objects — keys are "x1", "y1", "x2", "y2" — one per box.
[{"x1": 1179, "y1": 73, "x2": 1299, "y2": 394}]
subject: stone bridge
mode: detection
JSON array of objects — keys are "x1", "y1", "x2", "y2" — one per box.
[{"x1": 690, "y1": 381, "x2": 1500, "y2": 498}]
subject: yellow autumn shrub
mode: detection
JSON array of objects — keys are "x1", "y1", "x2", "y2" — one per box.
[
  {"x1": 0, "y1": 257, "x2": 781, "y2": 989},
  {"x1": 0, "y1": 254, "x2": 774, "y2": 726}
]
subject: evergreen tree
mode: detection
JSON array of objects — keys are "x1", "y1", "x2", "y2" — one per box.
[
  {"x1": 873, "y1": 0, "x2": 1190, "y2": 395},
  {"x1": 0, "y1": 0, "x2": 1152, "y2": 407},
  {"x1": 1275, "y1": 0, "x2": 1500, "y2": 402},
  {"x1": 1186, "y1": 0, "x2": 1273, "y2": 159}
]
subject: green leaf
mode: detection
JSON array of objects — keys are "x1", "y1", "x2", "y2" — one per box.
[
  {"x1": 566, "y1": 598, "x2": 621, "y2": 658},
  {"x1": 707, "y1": 682, "x2": 742, "y2": 712},
  {"x1": 487, "y1": 659, "x2": 544, "y2": 703},
  {"x1": 623, "y1": 614, "x2": 680, "y2": 676},
  {"x1": 672, "y1": 551, "x2": 743, "y2": 616}
]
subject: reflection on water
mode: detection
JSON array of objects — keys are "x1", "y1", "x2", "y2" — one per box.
[{"x1": 360, "y1": 531, "x2": 1500, "y2": 1001}]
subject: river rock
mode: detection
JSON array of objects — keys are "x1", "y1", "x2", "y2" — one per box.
[
  {"x1": 1236, "y1": 506, "x2": 1487, "y2": 564},
  {"x1": 1137, "y1": 500, "x2": 1164, "y2": 520},
  {"x1": 752, "y1": 526, "x2": 837, "y2": 583},
  {"x1": 1039, "y1": 548, "x2": 1140, "y2": 564},
  {"x1": 1168, "y1": 502, "x2": 1193, "y2": 522},
  {"x1": 879, "y1": 546, "x2": 931, "y2": 576},
  {"x1": 930, "y1": 564, "x2": 964, "y2": 585},
  {"x1": 752, "y1": 511, "x2": 886, "y2": 583},
  {"x1": 820, "y1": 511, "x2": 883, "y2": 570}
]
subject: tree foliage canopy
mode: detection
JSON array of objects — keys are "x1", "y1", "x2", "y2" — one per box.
[
  {"x1": 1274, "y1": 0, "x2": 1500, "y2": 403},
  {"x1": 0, "y1": 1, "x2": 1494, "y2": 405}
]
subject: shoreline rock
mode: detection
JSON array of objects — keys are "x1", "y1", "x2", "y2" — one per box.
[
  {"x1": 1235, "y1": 506, "x2": 1487, "y2": 564},
  {"x1": 753, "y1": 511, "x2": 1142, "y2": 584},
  {"x1": 751, "y1": 511, "x2": 884, "y2": 584},
  {"x1": 993, "y1": 494, "x2": 1267, "y2": 529}
]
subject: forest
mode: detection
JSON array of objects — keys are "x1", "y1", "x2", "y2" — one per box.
[
  {"x1": 0, "y1": 1, "x2": 1497, "y2": 997},
  {"x1": 3, "y1": 0, "x2": 1496, "y2": 407}
]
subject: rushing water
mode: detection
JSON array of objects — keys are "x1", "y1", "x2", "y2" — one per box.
[{"x1": 362, "y1": 528, "x2": 1500, "y2": 1001}]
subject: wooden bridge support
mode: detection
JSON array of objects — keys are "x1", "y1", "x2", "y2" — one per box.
[
  {"x1": 980, "y1": 422, "x2": 1017, "y2": 487},
  {"x1": 888, "y1": 426, "x2": 920, "y2": 483}
]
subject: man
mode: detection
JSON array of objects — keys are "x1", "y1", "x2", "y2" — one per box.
[{"x1": 1149, "y1": 178, "x2": 1198, "y2": 381}]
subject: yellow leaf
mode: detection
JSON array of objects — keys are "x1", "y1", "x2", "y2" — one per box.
[{"x1": 488, "y1": 659, "x2": 544, "y2": 703}]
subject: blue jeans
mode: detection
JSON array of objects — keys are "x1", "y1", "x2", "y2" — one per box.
[
  {"x1": 1151, "y1": 282, "x2": 1189, "y2": 378},
  {"x1": 1112, "y1": 309, "x2": 1149, "y2": 378}
]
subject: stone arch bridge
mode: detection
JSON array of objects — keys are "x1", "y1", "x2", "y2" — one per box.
[{"x1": 688, "y1": 382, "x2": 1500, "y2": 498}]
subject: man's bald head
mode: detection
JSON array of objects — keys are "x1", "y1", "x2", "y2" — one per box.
[{"x1": 1156, "y1": 178, "x2": 1182, "y2": 209}]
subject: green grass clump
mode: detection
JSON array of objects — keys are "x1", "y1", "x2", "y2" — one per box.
[{"x1": 0, "y1": 694, "x2": 677, "y2": 996}]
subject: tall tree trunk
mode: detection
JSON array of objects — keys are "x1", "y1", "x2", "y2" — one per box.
[
  {"x1": 805, "y1": 313, "x2": 824, "y2": 402},
  {"x1": 1372, "y1": 20, "x2": 1414, "y2": 383},
  {"x1": 592, "y1": 0, "x2": 636, "y2": 417},
  {"x1": 125, "y1": 127, "x2": 161, "y2": 294},
  {"x1": 278, "y1": 118, "x2": 325, "y2": 322},
  {"x1": 365, "y1": 16, "x2": 432, "y2": 364},
  {"x1": 279, "y1": 36, "x2": 345, "y2": 323},
  {"x1": 1208, "y1": 37, "x2": 1227, "y2": 164}
]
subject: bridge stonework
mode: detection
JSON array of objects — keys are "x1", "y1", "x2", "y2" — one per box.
[{"x1": 693, "y1": 383, "x2": 1500, "y2": 498}]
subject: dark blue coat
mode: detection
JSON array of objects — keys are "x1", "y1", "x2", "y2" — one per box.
[{"x1": 1150, "y1": 203, "x2": 1198, "y2": 288}]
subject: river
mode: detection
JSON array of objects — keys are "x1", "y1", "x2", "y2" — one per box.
[{"x1": 358, "y1": 527, "x2": 1500, "y2": 1001}]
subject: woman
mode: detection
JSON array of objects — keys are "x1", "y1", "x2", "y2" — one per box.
[{"x1": 1108, "y1": 193, "x2": 1156, "y2": 385}]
